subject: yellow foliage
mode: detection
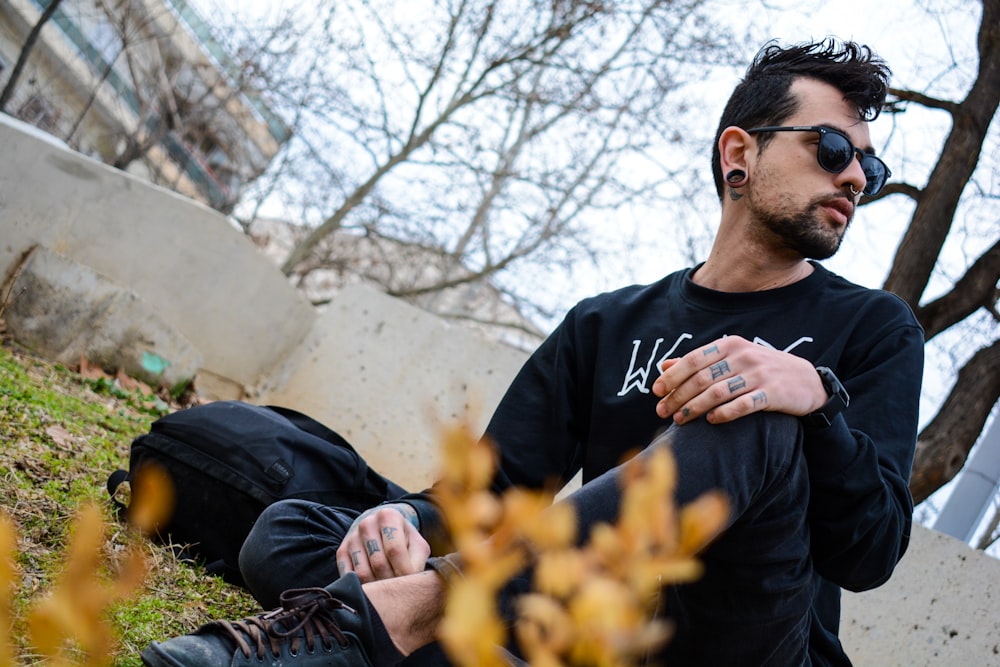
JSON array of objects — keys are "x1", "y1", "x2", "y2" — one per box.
[
  {"x1": 26, "y1": 504, "x2": 147, "y2": 666},
  {"x1": 0, "y1": 497, "x2": 153, "y2": 666},
  {"x1": 0, "y1": 514, "x2": 18, "y2": 667},
  {"x1": 127, "y1": 463, "x2": 176, "y2": 536},
  {"x1": 435, "y1": 424, "x2": 730, "y2": 667}
]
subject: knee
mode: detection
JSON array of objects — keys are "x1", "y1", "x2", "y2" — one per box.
[
  {"x1": 239, "y1": 501, "x2": 296, "y2": 581},
  {"x1": 670, "y1": 412, "x2": 801, "y2": 455},
  {"x1": 238, "y1": 500, "x2": 316, "y2": 590},
  {"x1": 667, "y1": 413, "x2": 804, "y2": 508}
]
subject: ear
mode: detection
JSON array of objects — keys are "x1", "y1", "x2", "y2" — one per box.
[{"x1": 718, "y1": 126, "x2": 753, "y2": 175}]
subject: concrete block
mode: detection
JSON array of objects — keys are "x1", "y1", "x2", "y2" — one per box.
[
  {"x1": 4, "y1": 246, "x2": 202, "y2": 391},
  {"x1": 840, "y1": 524, "x2": 1000, "y2": 665},
  {"x1": 256, "y1": 284, "x2": 529, "y2": 491},
  {"x1": 0, "y1": 114, "x2": 315, "y2": 390}
]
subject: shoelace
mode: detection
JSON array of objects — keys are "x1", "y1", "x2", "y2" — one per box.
[{"x1": 210, "y1": 587, "x2": 358, "y2": 660}]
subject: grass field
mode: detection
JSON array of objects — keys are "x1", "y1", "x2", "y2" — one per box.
[{"x1": 0, "y1": 337, "x2": 259, "y2": 665}]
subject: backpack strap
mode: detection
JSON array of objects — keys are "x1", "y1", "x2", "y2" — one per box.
[{"x1": 107, "y1": 468, "x2": 130, "y2": 517}]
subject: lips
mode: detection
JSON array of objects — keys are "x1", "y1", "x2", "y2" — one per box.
[{"x1": 819, "y1": 196, "x2": 853, "y2": 226}]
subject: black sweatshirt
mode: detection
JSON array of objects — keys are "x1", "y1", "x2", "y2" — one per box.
[{"x1": 403, "y1": 262, "x2": 924, "y2": 665}]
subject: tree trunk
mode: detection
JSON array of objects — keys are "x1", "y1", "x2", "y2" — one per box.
[
  {"x1": 883, "y1": 0, "x2": 1000, "y2": 310},
  {"x1": 910, "y1": 339, "x2": 1000, "y2": 505},
  {"x1": 0, "y1": 0, "x2": 66, "y2": 111}
]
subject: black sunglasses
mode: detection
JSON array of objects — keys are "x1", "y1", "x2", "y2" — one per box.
[{"x1": 746, "y1": 126, "x2": 892, "y2": 196}]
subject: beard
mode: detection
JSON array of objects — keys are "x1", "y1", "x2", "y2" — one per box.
[{"x1": 754, "y1": 196, "x2": 850, "y2": 260}]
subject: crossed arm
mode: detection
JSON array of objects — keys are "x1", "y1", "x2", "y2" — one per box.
[
  {"x1": 336, "y1": 334, "x2": 830, "y2": 583},
  {"x1": 652, "y1": 335, "x2": 830, "y2": 425}
]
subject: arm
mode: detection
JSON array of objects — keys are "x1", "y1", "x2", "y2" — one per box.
[
  {"x1": 800, "y1": 322, "x2": 924, "y2": 590},
  {"x1": 652, "y1": 316, "x2": 924, "y2": 591}
]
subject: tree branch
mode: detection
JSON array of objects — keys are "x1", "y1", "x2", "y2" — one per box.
[
  {"x1": 916, "y1": 238, "x2": 1000, "y2": 339},
  {"x1": 883, "y1": 0, "x2": 1000, "y2": 306},
  {"x1": 887, "y1": 87, "x2": 960, "y2": 114},
  {"x1": 910, "y1": 339, "x2": 1000, "y2": 505},
  {"x1": 0, "y1": 0, "x2": 66, "y2": 110}
]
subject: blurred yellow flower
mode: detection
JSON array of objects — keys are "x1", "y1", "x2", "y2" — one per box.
[
  {"x1": 0, "y1": 513, "x2": 18, "y2": 667},
  {"x1": 435, "y1": 423, "x2": 730, "y2": 667},
  {"x1": 26, "y1": 503, "x2": 147, "y2": 667}
]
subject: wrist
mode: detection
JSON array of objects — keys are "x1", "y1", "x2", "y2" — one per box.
[
  {"x1": 387, "y1": 502, "x2": 420, "y2": 530},
  {"x1": 802, "y1": 366, "x2": 850, "y2": 429}
]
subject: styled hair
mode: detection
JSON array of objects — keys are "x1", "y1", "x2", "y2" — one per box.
[{"x1": 711, "y1": 38, "x2": 891, "y2": 199}]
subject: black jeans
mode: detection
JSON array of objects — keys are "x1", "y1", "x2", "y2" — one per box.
[{"x1": 240, "y1": 413, "x2": 813, "y2": 666}]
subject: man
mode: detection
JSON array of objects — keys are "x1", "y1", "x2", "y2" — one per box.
[{"x1": 142, "y1": 38, "x2": 923, "y2": 666}]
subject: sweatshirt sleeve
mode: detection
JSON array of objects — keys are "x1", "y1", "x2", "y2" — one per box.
[{"x1": 803, "y1": 313, "x2": 924, "y2": 592}]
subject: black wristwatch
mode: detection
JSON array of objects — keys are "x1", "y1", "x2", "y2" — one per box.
[{"x1": 803, "y1": 366, "x2": 850, "y2": 428}]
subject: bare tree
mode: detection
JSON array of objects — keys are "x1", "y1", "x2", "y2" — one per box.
[
  {"x1": 877, "y1": 0, "x2": 1000, "y2": 508},
  {"x1": 234, "y1": 0, "x2": 745, "y2": 322}
]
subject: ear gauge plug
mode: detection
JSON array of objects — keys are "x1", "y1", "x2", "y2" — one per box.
[
  {"x1": 726, "y1": 169, "x2": 747, "y2": 200},
  {"x1": 725, "y1": 169, "x2": 747, "y2": 187}
]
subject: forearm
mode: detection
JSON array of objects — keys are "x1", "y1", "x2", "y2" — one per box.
[{"x1": 804, "y1": 416, "x2": 913, "y2": 590}]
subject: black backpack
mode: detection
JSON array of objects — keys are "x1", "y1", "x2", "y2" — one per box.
[{"x1": 107, "y1": 400, "x2": 408, "y2": 586}]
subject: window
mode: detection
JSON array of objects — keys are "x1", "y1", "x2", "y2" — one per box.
[{"x1": 18, "y1": 94, "x2": 61, "y2": 135}]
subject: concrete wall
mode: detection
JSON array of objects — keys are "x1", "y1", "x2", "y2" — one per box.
[
  {"x1": 0, "y1": 113, "x2": 314, "y2": 396},
  {"x1": 841, "y1": 525, "x2": 1000, "y2": 665},
  {"x1": 255, "y1": 283, "x2": 527, "y2": 491},
  {"x1": 2, "y1": 116, "x2": 997, "y2": 664}
]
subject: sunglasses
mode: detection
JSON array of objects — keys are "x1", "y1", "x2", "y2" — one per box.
[{"x1": 746, "y1": 126, "x2": 892, "y2": 196}]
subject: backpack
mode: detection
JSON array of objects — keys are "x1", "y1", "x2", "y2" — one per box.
[{"x1": 107, "y1": 400, "x2": 408, "y2": 587}]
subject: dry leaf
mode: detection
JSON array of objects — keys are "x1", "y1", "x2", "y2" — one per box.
[
  {"x1": 77, "y1": 357, "x2": 107, "y2": 381},
  {"x1": 26, "y1": 503, "x2": 148, "y2": 666},
  {"x1": 44, "y1": 425, "x2": 75, "y2": 449}
]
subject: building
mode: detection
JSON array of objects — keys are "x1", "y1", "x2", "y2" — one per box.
[{"x1": 0, "y1": 0, "x2": 288, "y2": 211}]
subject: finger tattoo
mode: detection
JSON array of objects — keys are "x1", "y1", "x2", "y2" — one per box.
[
  {"x1": 703, "y1": 344, "x2": 720, "y2": 356},
  {"x1": 365, "y1": 539, "x2": 381, "y2": 557},
  {"x1": 710, "y1": 360, "x2": 730, "y2": 379},
  {"x1": 751, "y1": 391, "x2": 767, "y2": 408},
  {"x1": 382, "y1": 526, "x2": 398, "y2": 541},
  {"x1": 727, "y1": 376, "x2": 746, "y2": 393},
  {"x1": 351, "y1": 550, "x2": 362, "y2": 567}
]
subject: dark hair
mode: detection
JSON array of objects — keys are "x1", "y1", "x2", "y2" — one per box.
[{"x1": 711, "y1": 38, "x2": 891, "y2": 199}]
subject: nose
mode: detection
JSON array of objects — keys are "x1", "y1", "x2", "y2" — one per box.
[{"x1": 836, "y1": 151, "x2": 868, "y2": 197}]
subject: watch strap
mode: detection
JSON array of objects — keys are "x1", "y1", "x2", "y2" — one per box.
[{"x1": 803, "y1": 366, "x2": 850, "y2": 429}]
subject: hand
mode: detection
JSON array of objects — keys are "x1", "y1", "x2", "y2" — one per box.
[
  {"x1": 336, "y1": 503, "x2": 431, "y2": 583},
  {"x1": 651, "y1": 336, "x2": 828, "y2": 425}
]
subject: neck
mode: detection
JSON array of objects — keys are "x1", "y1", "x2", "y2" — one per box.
[{"x1": 694, "y1": 213, "x2": 814, "y2": 292}]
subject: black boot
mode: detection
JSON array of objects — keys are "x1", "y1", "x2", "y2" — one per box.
[{"x1": 142, "y1": 573, "x2": 391, "y2": 667}]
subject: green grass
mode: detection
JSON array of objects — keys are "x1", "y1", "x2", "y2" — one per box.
[{"x1": 0, "y1": 340, "x2": 260, "y2": 665}]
